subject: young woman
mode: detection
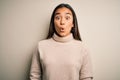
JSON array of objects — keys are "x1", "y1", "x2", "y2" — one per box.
[{"x1": 30, "y1": 3, "x2": 93, "y2": 80}]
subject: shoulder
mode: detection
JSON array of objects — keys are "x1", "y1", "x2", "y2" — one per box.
[
  {"x1": 37, "y1": 39, "x2": 52, "y2": 54},
  {"x1": 73, "y1": 40, "x2": 87, "y2": 48},
  {"x1": 38, "y1": 38, "x2": 52, "y2": 46},
  {"x1": 73, "y1": 40, "x2": 90, "y2": 54}
]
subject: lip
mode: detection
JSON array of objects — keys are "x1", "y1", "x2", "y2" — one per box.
[{"x1": 59, "y1": 28, "x2": 65, "y2": 32}]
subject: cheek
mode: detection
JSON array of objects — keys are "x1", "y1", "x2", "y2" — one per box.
[
  {"x1": 54, "y1": 21, "x2": 59, "y2": 31},
  {"x1": 66, "y1": 23, "x2": 73, "y2": 32},
  {"x1": 67, "y1": 21, "x2": 73, "y2": 29},
  {"x1": 68, "y1": 19, "x2": 73, "y2": 26},
  {"x1": 68, "y1": 26, "x2": 73, "y2": 32},
  {"x1": 54, "y1": 20, "x2": 60, "y2": 27}
]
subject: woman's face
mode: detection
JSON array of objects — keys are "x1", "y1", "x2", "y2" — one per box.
[{"x1": 54, "y1": 7, "x2": 73, "y2": 37}]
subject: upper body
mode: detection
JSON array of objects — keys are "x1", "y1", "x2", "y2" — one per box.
[
  {"x1": 30, "y1": 33, "x2": 93, "y2": 80},
  {"x1": 30, "y1": 34, "x2": 92, "y2": 80},
  {"x1": 30, "y1": 3, "x2": 93, "y2": 80}
]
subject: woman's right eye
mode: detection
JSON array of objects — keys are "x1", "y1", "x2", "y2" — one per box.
[{"x1": 55, "y1": 16, "x2": 60, "y2": 20}]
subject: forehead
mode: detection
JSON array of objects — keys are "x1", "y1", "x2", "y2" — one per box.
[{"x1": 55, "y1": 7, "x2": 72, "y2": 15}]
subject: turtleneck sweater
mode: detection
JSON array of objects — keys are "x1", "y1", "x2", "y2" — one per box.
[{"x1": 30, "y1": 33, "x2": 93, "y2": 80}]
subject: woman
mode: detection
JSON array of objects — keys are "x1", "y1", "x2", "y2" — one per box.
[{"x1": 30, "y1": 3, "x2": 93, "y2": 80}]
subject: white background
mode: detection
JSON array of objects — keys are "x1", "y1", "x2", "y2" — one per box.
[{"x1": 0, "y1": 0, "x2": 120, "y2": 80}]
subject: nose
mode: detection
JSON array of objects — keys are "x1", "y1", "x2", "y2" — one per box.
[{"x1": 60, "y1": 18, "x2": 65, "y2": 25}]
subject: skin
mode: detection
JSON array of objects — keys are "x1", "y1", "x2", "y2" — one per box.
[{"x1": 54, "y1": 7, "x2": 74, "y2": 37}]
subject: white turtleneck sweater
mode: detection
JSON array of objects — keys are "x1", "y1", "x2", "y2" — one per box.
[{"x1": 30, "y1": 33, "x2": 93, "y2": 80}]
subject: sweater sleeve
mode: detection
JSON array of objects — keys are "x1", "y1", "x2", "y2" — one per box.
[
  {"x1": 79, "y1": 48, "x2": 93, "y2": 80},
  {"x1": 30, "y1": 47, "x2": 42, "y2": 80}
]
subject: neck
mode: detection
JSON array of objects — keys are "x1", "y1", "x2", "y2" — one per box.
[{"x1": 52, "y1": 33, "x2": 73, "y2": 43}]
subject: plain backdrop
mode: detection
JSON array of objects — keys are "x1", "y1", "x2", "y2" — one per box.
[{"x1": 0, "y1": 0, "x2": 120, "y2": 80}]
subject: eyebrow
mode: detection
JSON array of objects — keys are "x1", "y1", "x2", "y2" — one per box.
[{"x1": 55, "y1": 12, "x2": 72, "y2": 16}]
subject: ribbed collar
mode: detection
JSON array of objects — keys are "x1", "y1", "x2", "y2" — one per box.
[{"x1": 52, "y1": 33, "x2": 74, "y2": 43}]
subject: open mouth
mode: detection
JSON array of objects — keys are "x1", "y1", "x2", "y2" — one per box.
[{"x1": 60, "y1": 28, "x2": 65, "y2": 32}]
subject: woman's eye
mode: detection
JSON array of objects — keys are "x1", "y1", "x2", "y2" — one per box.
[
  {"x1": 66, "y1": 16, "x2": 70, "y2": 20},
  {"x1": 55, "y1": 16, "x2": 60, "y2": 20}
]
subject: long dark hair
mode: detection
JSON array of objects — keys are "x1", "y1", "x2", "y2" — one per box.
[{"x1": 47, "y1": 3, "x2": 82, "y2": 41}]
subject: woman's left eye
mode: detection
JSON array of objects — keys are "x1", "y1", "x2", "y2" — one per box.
[{"x1": 66, "y1": 16, "x2": 70, "y2": 20}]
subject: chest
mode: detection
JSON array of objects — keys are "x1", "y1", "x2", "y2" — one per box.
[{"x1": 39, "y1": 44, "x2": 84, "y2": 70}]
